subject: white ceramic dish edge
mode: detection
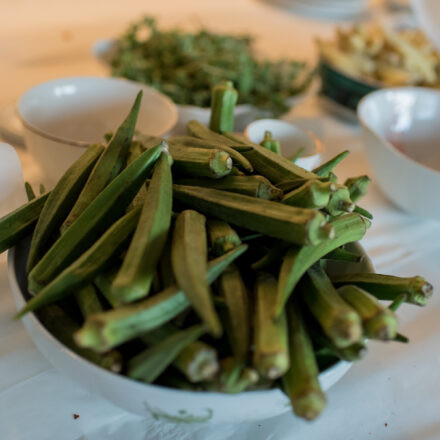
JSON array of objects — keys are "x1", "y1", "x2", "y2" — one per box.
[{"x1": 8, "y1": 242, "x2": 373, "y2": 424}]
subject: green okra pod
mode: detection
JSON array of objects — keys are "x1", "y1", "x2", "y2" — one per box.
[
  {"x1": 174, "y1": 341, "x2": 219, "y2": 383},
  {"x1": 301, "y1": 264, "x2": 362, "y2": 349},
  {"x1": 16, "y1": 206, "x2": 142, "y2": 317},
  {"x1": 251, "y1": 242, "x2": 288, "y2": 270},
  {"x1": 39, "y1": 304, "x2": 122, "y2": 373},
  {"x1": 312, "y1": 150, "x2": 349, "y2": 177},
  {"x1": 282, "y1": 180, "x2": 335, "y2": 209},
  {"x1": 205, "y1": 358, "x2": 258, "y2": 393},
  {"x1": 209, "y1": 80, "x2": 238, "y2": 133},
  {"x1": 74, "y1": 284, "x2": 104, "y2": 319},
  {"x1": 338, "y1": 285, "x2": 398, "y2": 340},
  {"x1": 61, "y1": 91, "x2": 143, "y2": 232},
  {"x1": 314, "y1": 336, "x2": 367, "y2": 362},
  {"x1": 27, "y1": 144, "x2": 105, "y2": 272},
  {"x1": 331, "y1": 273, "x2": 433, "y2": 306},
  {"x1": 158, "y1": 236, "x2": 176, "y2": 289},
  {"x1": 187, "y1": 120, "x2": 239, "y2": 146},
  {"x1": 171, "y1": 210, "x2": 222, "y2": 337},
  {"x1": 28, "y1": 145, "x2": 162, "y2": 294},
  {"x1": 25, "y1": 182, "x2": 36, "y2": 201},
  {"x1": 323, "y1": 247, "x2": 363, "y2": 263},
  {"x1": 111, "y1": 154, "x2": 173, "y2": 304},
  {"x1": 0, "y1": 192, "x2": 50, "y2": 254},
  {"x1": 169, "y1": 144, "x2": 232, "y2": 179},
  {"x1": 223, "y1": 132, "x2": 318, "y2": 183},
  {"x1": 276, "y1": 213, "x2": 369, "y2": 316},
  {"x1": 39, "y1": 184, "x2": 46, "y2": 195},
  {"x1": 388, "y1": 294, "x2": 408, "y2": 312},
  {"x1": 173, "y1": 185, "x2": 334, "y2": 246},
  {"x1": 253, "y1": 272, "x2": 289, "y2": 379},
  {"x1": 128, "y1": 324, "x2": 206, "y2": 383},
  {"x1": 141, "y1": 323, "x2": 219, "y2": 382},
  {"x1": 74, "y1": 245, "x2": 247, "y2": 352},
  {"x1": 260, "y1": 131, "x2": 281, "y2": 155},
  {"x1": 283, "y1": 298, "x2": 326, "y2": 421},
  {"x1": 325, "y1": 184, "x2": 355, "y2": 216},
  {"x1": 353, "y1": 205, "x2": 374, "y2": 220},
  {"x1": 289, "y1": 147, "x2": 305, "y2": 163},
  {"x1": 206, "y1": 219, "x2": 242, "y2": 257},
  {"x1": 175, "y1": 175, "x2": 283, "y2": 200},
  {"x1": 168, "y1": 135, "x2": 253, "y2": 173},
  {"x1": 218, "y1": 264, "x2": 250, "y2": 361},
  {"x1": 344, "y1": 175, "x2": 371, "y2": 203},
  {"x1": 94, "y1": 267, "x2": 120, "y2": 309}
]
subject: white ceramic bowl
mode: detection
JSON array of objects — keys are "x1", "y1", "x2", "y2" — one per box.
[
  {"x1": 8, "y1": 241, "x2": 373, "y2": 424},
  {"x1": 18, "y1": 77, "x2": 178, "y2": 185},
  {"x1": 245, "y1": 118, "x2": 324, "y2": 171},
  {"x1": 358, "y1": 87, "x2": 440, "y2": 220}
]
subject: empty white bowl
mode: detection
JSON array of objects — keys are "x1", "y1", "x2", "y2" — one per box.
[
  {"x1": 18, "y1": 77, "x2": 178, "y2": 185},
  {"x1": 245, "y1": 118, "x2": 324, "y2": 171},
  {"x1": 358, "y1": 87, "x2": 440, "y2": 220},
  {"x1": 8, "y1": 241, "x2": 373, "y2": 424}
]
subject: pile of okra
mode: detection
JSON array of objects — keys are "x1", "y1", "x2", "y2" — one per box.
[{"x1": 0, "y1": 82, "x2": 432, "y2": 421}]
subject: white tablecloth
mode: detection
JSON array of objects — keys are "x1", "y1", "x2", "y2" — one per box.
[{"x1": 1, "y1": 1, "x2": 440, "y2": 439}]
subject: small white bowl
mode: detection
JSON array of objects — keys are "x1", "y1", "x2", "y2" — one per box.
[
  {"x1": 18, "y1": 77, "x2": 178, "y2": 185},
  {"x1": 8, "y1": 241, "x2": 372, "y2": 424},
  {"x1": 245, "y1": 118, "x2": 324, "y2": 171},
  {"x1": 358, "y1": 87, "x2": 440, "y2": 220}
]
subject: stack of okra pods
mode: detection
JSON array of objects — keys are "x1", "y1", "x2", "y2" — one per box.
[{"x1": 0, "y1": 82, "x2": 433, "y2": 420}]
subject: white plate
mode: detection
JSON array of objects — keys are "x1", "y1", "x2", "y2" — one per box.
[{"x1": 8, "y1": 241, "x2": 373, "y2": 424}]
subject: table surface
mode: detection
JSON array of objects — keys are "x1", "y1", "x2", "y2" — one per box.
[{"x1": 1, "y1": 1, "x2": 440, "y2": 439}]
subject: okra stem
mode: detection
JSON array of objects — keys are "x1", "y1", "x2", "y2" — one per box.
[
  {"x1": 209, "y1": 81, "x2": 238, "y2": 133},
  {"x1": 312, "y1": 150, "x2": 349, "y2": 177},
  {"x1": 25, "y1": 182, "x2": 36, "y2": 201}
]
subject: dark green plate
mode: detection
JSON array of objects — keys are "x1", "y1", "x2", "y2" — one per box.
[{"x1": 318, "y1": 58, "x2": 380, "y2": 112}]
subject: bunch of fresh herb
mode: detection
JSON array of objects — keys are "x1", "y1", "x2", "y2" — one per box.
[{"x1": 110, "y1": 16, "x2": 313, "y2": 115}]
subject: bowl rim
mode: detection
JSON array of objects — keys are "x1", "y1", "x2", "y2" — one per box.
[
  {"x1": 7, "y1": 241, "x2": 373, "y2": 401},
  {"x1": 357, "y1": 86, "x2": 440, "y2": 177},
  {"x1": 244, "y1": 118, "x2": 326, "y2": 159},
  {"x1": 17, "y1": 76, "x2": 178, "y2": 148}
]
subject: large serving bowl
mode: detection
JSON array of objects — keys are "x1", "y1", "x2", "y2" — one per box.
[
  {"x1": 358, "y1": 87, "x2": 440, "y2": 220},
  {"x1": 18, "y1": 77, "x2": 178, "y2": 185},
  {"x1": 8, "y1": 240, "x2": 373, "y2": 424}
]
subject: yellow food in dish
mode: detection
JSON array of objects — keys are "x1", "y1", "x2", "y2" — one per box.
[{"x1": 318, "y1": 24, "x2": 440, "y2": 87}]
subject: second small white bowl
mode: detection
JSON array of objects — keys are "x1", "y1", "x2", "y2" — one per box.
[
  {"x1": 245, "y1": 119, "x2": 324, "y2": 171},
  {"x1": 18, "y1": 76, "x2": 178, "y2": 185}
]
